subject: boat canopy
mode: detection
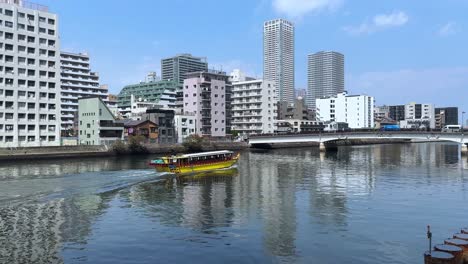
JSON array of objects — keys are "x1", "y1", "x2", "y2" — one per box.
[{"x1": 179, "y1": 150, "x2": 233, "y2": 159}]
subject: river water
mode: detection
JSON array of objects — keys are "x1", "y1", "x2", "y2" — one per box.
[{"x1": 0, "y1": 143, "x2": 467, "y2": 264}]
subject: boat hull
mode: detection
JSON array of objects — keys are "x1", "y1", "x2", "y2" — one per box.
[{"x1": 153, "y1": 155, "x2": 239, "y2": 174}]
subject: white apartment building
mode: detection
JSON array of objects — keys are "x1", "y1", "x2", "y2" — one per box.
[
  {"x1": 231, "y1": 79, "x2": 277, "y2": 135},
  {"x1": 400, "y1": 102, "x2": 435, "y2": 129},
  {"x1": 174, "y1": 113, "x2": 196, "y2": 143},
  {"x1": 316, "y1": 92, "x2": 374, "y2": 129},
  {"x1": 264, "y1": 19, "x2": 294, "y2": 104},
  {"x1": 60, "y1": 51, "x2": 107, "y2": 135},
  {"x1": 0, "y1": 1, "x2": 61, "y2": 147}
]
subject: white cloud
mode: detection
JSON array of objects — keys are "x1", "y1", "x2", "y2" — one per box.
[
  {"x1": 347, "y1": 67, "x2": 468, "y2": 108},
  {"x1": 272, "y1": 0, "x2": 343, "y2": 18},
  {"x1": 437, "y1": 22, "x2": 459, "y2": 37},
  {"x1": 343, "y1": 11, "x2": 409, "y2": 35}
]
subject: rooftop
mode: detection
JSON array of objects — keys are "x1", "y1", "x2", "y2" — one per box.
[{"x1": 0, "y1": 0, "x2": 49, "y2": 12}]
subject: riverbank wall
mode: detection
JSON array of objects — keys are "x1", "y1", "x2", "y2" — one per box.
[{"x1": 0, "y1": 142, "x2": 249, "y2": 161}]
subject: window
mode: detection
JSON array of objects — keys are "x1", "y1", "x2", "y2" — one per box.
[
  {"x1": 27, "y1": 36, "x2": 35, "y2": 43},
  {"x1": 18, "y1": 12, "x2": 25, "y2": 18},
  {"x1": 17, "y1": 23, "x2": 25, "y2": 30},
  {"x1": 27, "y1": 14, "x2": 34, "y2": 21},
  {"x1": 5, "y1": 21, "x2": 13, "y2": 28},
  {"x1": 5, "y1": 32, "x2": 13, "y2": 39},
  {"x1": 18, "y1": 34, "x2": 26, "y2": 41},
  {"x1": 48, "y1": 19, "x2": 55, "y2": 25},
  {"x1": 39, "y1": 38, "x2": 46, "y2": 45},
  {"x1": 39, "y1": 17, "x2": 46, "y2": 22},
  {"x1": 39, "y1": 27, "x2": 46, "y2": 33},
  {"x1": 27, "y1": 25, "x2": 34, "y2": 32},
  {"x1": 48, "y1": 29, "x2": 55, "y2": 35},
  {"x1": 4, "y1": 10, "x2": 13, "y2": 16}
]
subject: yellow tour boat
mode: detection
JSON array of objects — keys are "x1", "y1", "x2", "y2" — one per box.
[{"x1": 149, "y1": 150, "x2": 240, "y2": 174}]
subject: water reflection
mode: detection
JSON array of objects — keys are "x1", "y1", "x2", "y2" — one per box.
[{"x1": 0, "y1": 143, "x2": 466, "y2": 264}]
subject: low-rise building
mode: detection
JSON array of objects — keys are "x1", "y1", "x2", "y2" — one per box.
[
  {"x1": 435, "y1": 107, "x2": 458, "y2": 129},
  {"x1": 316, "y1": 92, "x2": 374, "y2": 129},
  {"x1": 400, "y1": 102, "x2": 435, "y2": 129},
  {"x1": 174, "y1": 114, "x2": 197, "y2": 143},
  {"x1": 78, "y1": 97, "x2": 123, "y2": 145},
  {"x1": 123, "y1": 120, "x2": 158, "y2": 142},
  {"x1": 142, "y1": 108, "x2": 176, "y2": 144},
  {"x1": 231, "y1": 79, "x2": 277, "y2": 135},
  {"x1": 277, "y1": 97, "x2": 315, "y2": 120},
  {"x1": 275, "y1": 119, "x2": 324, "y2": 133}
]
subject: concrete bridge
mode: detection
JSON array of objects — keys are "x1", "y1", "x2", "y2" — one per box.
[{"x1": 248, "y1": 132, "x2": 468, "y2": 154}]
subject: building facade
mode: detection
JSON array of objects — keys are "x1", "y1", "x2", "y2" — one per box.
[
  {"x1": 161, "y1": 54, "x2": 208, "y2": 85},
  {"x1": 117, "y1": 75, "x2": 177, "y2": 115},
  {"x1": 307, "y1": 51, "x2": 344, "y2": 110},
  {"x1": 400, "y1": 102, "x2": 435, "y2": 129},
  {"x1": 0, "y1": 1, "x2": 61, "y2": 147},
  {"x1": 231, "y1": 79, "x2": 277, "y2": 135},
  {"x1": 174, "y1": 113, "x2": 196, "y2": 143},
  {"x1": 60, "y1": 52, "x2": 105, "y2": 136},
  {"x1": 275, "y1": 119, "x2": 324, "y2": 133},
  {"x1": 277, "y1": 97, "x2": 315, "y2": 121},
  {"x1": 435, "y1": 107, "x2": 458, "y2": 128},
  {"x1": 263, "y1": 19, "x2": 294, "y2": 104},
  {"x1": 183, "y1": 71, "x2": 228, "y2": 137},
  {"x1": 389, "y1": 105, "x2": 405, "y2": 122},
  {"x1": 316, "y1": 92, "x2": 374, "y2": 129},
  {"x1": 78, "y1": 97, "x2": 123, "y2": 145},
  {"x1": 142, "y1": 108, "x2": 176, "y2": 144}
]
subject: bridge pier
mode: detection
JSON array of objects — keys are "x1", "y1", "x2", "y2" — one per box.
[{"x1": 461, "y1": 144, "x2": 468, "y2": 155}]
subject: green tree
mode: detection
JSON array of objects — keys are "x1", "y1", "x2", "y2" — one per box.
[
  {"x1": 128, "y1": 135, "x2": 148, "y2": 154},
  {"x1": 182, "y1": 134, "x2": 205, "y2": 153}
]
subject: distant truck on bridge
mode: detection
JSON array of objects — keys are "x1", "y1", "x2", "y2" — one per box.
[{"x1": 380, "y1": 124, "x2": 400, "y2": 131}]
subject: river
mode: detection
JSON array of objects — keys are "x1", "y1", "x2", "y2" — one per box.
[{"x1": 0, "y1": 143, "x2": 467, "y2": 263}]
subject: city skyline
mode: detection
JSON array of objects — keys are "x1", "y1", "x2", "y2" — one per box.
[{"x1": 14, "y1": 0, "x2": 468, "y2": 111}]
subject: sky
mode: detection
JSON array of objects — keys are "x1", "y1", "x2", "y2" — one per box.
[{"x1": 37, "y1": 0, "x2": 468, "y2": 112}]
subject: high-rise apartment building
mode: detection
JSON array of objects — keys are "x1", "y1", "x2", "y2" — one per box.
[
  {"x1": 60, "y1": 52, "x2": 106, "y2": 135},
  {"x1": 0, "y1": 1, "x2": 61, "y2": 147},
  {"x1": 231, "y1": 79, "x2": 277, "y2": 135},
  {"x1": 307, "y1": 51, "x2": 344, "y2": 110},
  {"x1": 263, "y1": 19, "x2": 294, "y2": 104},
  {"x1": 183, "y1": 71, "x2": 228, "y2": 137},
  {"x1": 161, "y1": 54, "x2": 208, "y2": 85},
  {"x1": 161, "y1": 54, "x2": 208, "y2": 111}
]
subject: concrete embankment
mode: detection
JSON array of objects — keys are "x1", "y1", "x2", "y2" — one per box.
[{"x1": 0, "y1": 142, "x2": 249, "y2": 161}]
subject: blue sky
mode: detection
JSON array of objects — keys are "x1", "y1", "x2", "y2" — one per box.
[{"x1": 39, "y1": 0, "x2": 468, "y2": 111}]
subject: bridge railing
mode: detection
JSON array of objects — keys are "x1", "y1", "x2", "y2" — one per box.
[{"x1": 248, "y1": 130, "x2": 464, "y2": 138}]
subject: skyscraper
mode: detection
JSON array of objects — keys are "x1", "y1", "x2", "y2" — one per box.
[
  {"x1": 263, "y1": 19, "x2": 295, "y2": 104},
  {"x1": 307, "y1": 51, "x2": 344, "y2": 110}
]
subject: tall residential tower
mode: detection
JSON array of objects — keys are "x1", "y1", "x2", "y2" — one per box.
[
  {"x1": 307, "y1": 51, "x2": 344, "y2": 110},
  {"x1": 263, "y1": 19, "x2": 294, "y2": 104},
  {"x1": 0, "y1": 1, "x2": 61, "y2": 147}
]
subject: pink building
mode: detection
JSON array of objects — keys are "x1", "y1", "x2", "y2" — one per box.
[{"x1": 183, "y1": 71, "x2": 228, "y2": 137}]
